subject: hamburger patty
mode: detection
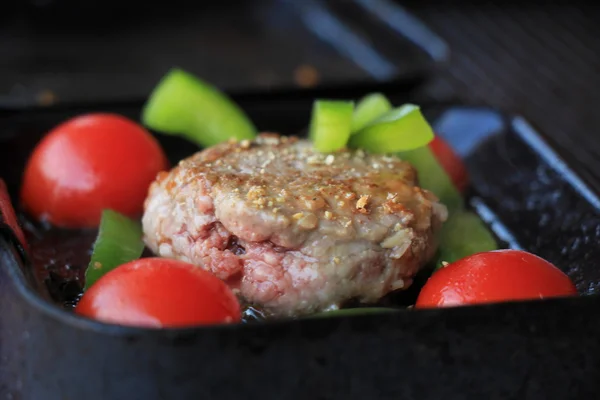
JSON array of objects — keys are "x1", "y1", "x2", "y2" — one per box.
[{"x1": 142, "y1": 133, "x2": 448, "y2": 317}]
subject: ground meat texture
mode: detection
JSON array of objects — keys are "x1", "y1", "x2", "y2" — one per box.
[{"x1": 142, "y1": 133, "x2": 448, "y2": 317}]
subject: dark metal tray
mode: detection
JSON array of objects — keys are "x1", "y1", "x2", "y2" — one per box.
[
  {"x1": 1, "y1": 88, "x2": 599, "y2": 399},
  {"x1": 0, "y1": 0, "x2": 448, "y2": 108}
]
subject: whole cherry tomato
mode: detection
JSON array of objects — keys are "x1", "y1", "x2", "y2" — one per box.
[
  {"x1": 76, "y1": 258, "x2": 241, "y2": 328},
  {"x1": 21, "y1": 113, "x2": 168, "y2": 228},
  {"x1": 416, "y1": 250, "x2": 577, "y2": 308},
  {"x1": 429, "y1": 136, "x2": 469, "y2": 193}
]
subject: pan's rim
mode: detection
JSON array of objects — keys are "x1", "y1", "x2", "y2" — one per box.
[{"x1": 2, "y1": 102, "x2": 599, "y2": 338}]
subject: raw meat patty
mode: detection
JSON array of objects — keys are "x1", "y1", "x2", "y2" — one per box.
[{"x1": 143, "y1": 133, "x2": 447, "y2": 317}]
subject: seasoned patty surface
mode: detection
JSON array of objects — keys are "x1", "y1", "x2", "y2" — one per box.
[{"x1": 143, "y1": 133, "x2": 448, "y2": 316}]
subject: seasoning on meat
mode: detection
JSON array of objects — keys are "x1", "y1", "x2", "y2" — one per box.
[
  {"x1": 356, "y1": 195, "x2": 371, "y2": 214},
  {"x1": 143, "y1": 133, "x2": 447, "y2": 317}
]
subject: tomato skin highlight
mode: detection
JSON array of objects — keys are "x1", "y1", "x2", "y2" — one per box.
[
  {"x1": 76, "y1": 258, "x2": 241, "y2": 328},
  {"x1": 415, "y1": 250, "x2": 578, "y2": 308},
  {"x1": 428, "y1": 136, "x2": 468, "y2": 193},
  {"x1": 20, "y1": 113, "x2": 168, "y2": 228}
]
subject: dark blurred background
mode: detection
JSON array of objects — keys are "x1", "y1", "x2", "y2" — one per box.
[
  {"x1": 0, "y1": 0, "x2": 443, "y2": 106},
  {"x1": 1, "y1": 0, "x2": 599, "y2": 184}
]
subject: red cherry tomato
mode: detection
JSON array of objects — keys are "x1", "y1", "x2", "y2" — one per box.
[
  {"x1": 21, "y1": 113, "x2": 168, "y2": 228},
  {"x1": 76, "y1": 258, "x2": 241, "y2": 328},
  {"x1": 429, "y1": 136, "x2": 468, "y2": 193},
  {"x1": 0, "y1": 179, "x2": 27, "y2": 249},
  {"x1": 415, "y1": 250, "x2": 577, "y2": 308}
]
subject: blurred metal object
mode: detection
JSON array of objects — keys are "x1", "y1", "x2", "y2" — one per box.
[
  {"x1": 354, "y1": 0, "x2": 449, "y2": 64},
  {"x1": 0, "y1": 0, "x2": 444, "y2": 107},
  {"x1": 286, "y1": 0, "x2": 398, "y2": 81}
]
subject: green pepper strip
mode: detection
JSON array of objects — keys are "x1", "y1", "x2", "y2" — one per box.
[
  {"x1": 84, "y1": 210, "x2": 145, "y2": 290},
  {"x1": 142, "y1": 68, "x2": 257, "y2": 148}
]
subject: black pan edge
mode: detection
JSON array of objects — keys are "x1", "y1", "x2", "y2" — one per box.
[
  {"x1": 0, "y1": 78, "x2": 432, "y2": 115},
  {"x1": 1, "y1": 106, "x2": 599, "y2": 338}
]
